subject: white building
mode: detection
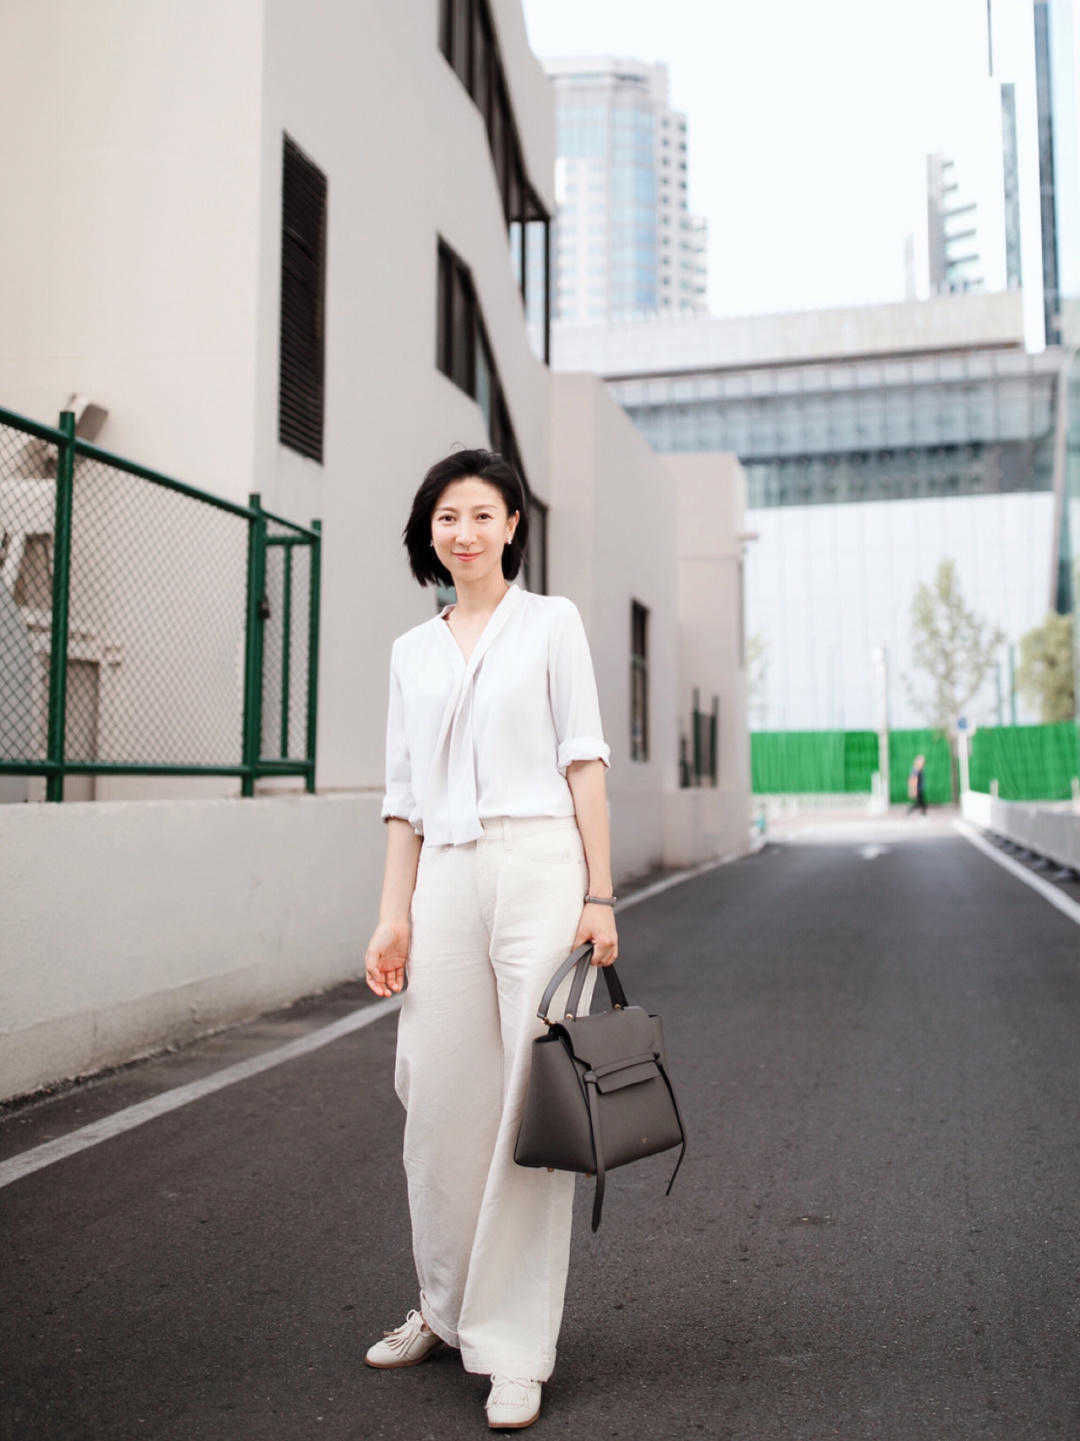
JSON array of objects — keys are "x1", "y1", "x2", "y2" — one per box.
[
  {"x1": 0, "y1": 0, "x2": 749, "y2": 1100},
  {"x1": 555, "y1": 292, "x2": 1073, "y2": 732}
]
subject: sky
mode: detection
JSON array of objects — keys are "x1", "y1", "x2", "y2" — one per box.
[{"x1": 521, "y1": 0, "x2": 1026, "y2": 319}]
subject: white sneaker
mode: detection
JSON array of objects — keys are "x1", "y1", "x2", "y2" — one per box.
[
  {"x1": 485, "y1": 1373, "x2": 542, "y2": 1429},
  {"x1": 364, "y1": 1307, "x2": 444, "y2": 1368}
]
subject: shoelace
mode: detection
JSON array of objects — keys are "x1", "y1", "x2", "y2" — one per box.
[
  {"x1": 380, "y1": 1308, "x2": 431, "y2": 1351},
  {"x1": 487, "y1": 1374, "x2": 538, "y2": 1408}
]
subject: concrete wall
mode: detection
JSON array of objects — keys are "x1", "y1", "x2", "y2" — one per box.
[
  {"x1": 549, "y1": 372, "x2": 679, "y2": 880},
  {"x1": 668, "y1": 451, "x2": 751, "y2": 863},
  {"x1": 962, "y1": 788, "x2": 1080, "y2": 870},
  {"x1": 0, "y1": 792, "x2": 382, "y2": 1101},
  {"x1": 0, "y1": 0, "x2": 264, "y2": 490},
  {"x1": 549, "y1": 374, "x2": 751, "y2": 876},
  {"x1": 552, "y1": 290, "x2": 1026, "y2": 377}
]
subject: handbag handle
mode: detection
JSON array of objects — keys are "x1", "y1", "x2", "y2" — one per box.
[{"x1": 536, "y1": 941, "x2": 629, "y2": 1023}]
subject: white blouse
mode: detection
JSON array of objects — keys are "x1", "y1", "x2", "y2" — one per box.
[{"x1": 380, "y1": 579, "x2": 611, "y2": 845}]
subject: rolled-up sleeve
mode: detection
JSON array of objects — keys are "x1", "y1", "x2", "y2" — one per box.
[
  {"x1": 548, "y1": 599, "x2": 611, "y2": 777},
  {"x1": 380, "y1": 641, "x2": 418, "y2": 827}
]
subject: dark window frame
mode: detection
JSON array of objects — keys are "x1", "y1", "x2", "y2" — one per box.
[
  {"x1": 278, "y1": 132, "x2": 327, "y2": 463},
  {"x1": 438, "y1": 0, "x2": 551, "y2": 364},
  {"x1": 435, "y1": 234, "x2": 545, "y2": 590},
  {"x1": 630, "y1": 600, "x2": 649, "y2": 762}
]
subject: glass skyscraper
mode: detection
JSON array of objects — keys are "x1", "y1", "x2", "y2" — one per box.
[
  {"x1": 1033, "y1": 0, "x2": 1080, "y2": 347},
  {"x1": 542, "y1": 55, "x2": 708, "y2": 325}
]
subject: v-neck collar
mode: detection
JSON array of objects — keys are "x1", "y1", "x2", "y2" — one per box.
[{"x1": 436, "y1": 581, "x2": 523, "y2": 679}]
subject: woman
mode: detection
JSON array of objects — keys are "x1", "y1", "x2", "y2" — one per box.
[{"x1": 362, "y1": 448, "x2": 618, "y2": 1430}]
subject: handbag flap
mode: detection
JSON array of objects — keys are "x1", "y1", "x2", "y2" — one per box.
[
  {"x1": 558, "y1": 1005, "x2": 661, "y2": 1070},
  {"x1": 593, "y1": 1058, "x2": 661, "y2": 1093}
]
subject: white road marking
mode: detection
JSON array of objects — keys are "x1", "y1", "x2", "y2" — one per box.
[
  {"x1": 0, "y1": 847, "x2": 742, "y2": 1189},
  {"x1": 859, "y1": 844, "x2": 888, "y2": 860},
  {"x1": 953, "y1": 819, "x2": 1080, "y2": 928},
  {"x1": 0, "y1": 996, "x2": 402, "y2": 1190}
]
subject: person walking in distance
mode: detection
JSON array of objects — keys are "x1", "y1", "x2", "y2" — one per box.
[
  {"x1": 906, "y1": 753, "x2": 928, "y2": 816},
  {"x1": 362, "y1": 449, "x2": 617, "y2": 1430}
]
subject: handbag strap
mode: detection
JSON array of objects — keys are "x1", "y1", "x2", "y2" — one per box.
[
  {"x1": 656, "y1": 1057, "x2": 688, "y2": 1198},
  {"x1": 583, "y1": 1075, "x2": 607, "y2": 1232},
  {"x1": 535, "y1": 942, "x2": 630, "y2": 1023},
  {"x1": 584, "y1": 1054, "x2": 688, "y2": 1232}
]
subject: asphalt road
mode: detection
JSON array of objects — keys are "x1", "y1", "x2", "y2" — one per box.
[{"x1": 3, "y1": 813, "x2": 1080, "y2": 1441}]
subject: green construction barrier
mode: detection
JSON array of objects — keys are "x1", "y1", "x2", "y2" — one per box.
[
  {"x1": 751, "y1": 730, "x2": 877, "y2": 793},
  {"x1": 968, "y1": 721, "x2": 1080, "y2": 801}
]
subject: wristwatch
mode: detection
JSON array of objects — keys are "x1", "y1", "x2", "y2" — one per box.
[{"x1": 583, "y1": 893, "x2": 617, "y2": 906}]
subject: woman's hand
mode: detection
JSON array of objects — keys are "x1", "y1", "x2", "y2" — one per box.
[
  {"x1": 572, "y1": 903, "x2": 618, "y2": 966},
  {"x1": 365, "y1": 918, "x2": 411, "y2": 996}
]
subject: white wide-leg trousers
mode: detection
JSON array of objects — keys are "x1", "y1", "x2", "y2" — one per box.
[{"x1": 393, "y1": 813, "x2": 599, "y2": 1382}]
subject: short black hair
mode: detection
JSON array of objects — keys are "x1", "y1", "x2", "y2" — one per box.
[{"x1": 403, "y1": 447, "x2": 529, "y2": 587}]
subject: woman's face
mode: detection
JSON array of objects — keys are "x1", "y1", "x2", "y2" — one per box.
[{"x1": 431, "y1": 478, "x2": 517, "y2": 587}]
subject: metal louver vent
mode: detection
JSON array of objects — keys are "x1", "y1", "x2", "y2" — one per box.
[{"x1": 279, "y1": 134, "x2": 327, "y2": 463}]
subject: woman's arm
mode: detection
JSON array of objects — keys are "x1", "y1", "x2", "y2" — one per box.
[
  {"x1": 548, "y1": 599, "x2": 617, "y2": 967},
  {"x1": 566, "y1": 758, "x2": 618, "y2": 966},
  {"x1": 379, "y1": 819, "x2": 422, "y2": 925},
  {"x1": 365, "y1": 820, "x2": 422, "y2": 997},
  {"x1": 367, "y1": 639, "x2": 424, "y2": 996}
]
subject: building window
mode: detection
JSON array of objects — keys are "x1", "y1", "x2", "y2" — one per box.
[
  {"x1": 14, "y1": 533, "x2": 52, "y2": 609},
  {"x1": 435, "y1": 235, "x2": 546, "y2": 592},
  {"x1": 438, "y1": 0, "x2": 550, "y2": 363},
  {"x1": 630, "y1": 599, "x2": 649, "y2": 761},
  {"x1": 278, "y1": 133, "x2": 327, "y2": 463},
  {"x1": 449, "y1": 0, "x2": 472, "y2": 89}
]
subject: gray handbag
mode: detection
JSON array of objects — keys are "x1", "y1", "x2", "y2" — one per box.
[{"x1": 513, "y1": 942, "x2": 687, "y2": 1231}]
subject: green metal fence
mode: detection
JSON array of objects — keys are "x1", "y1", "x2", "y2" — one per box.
[
  {"x1": 0, "y1": 404, "x2": 321, "y2": 800},
  {"x1": 751, "y1": 723, "x2": 1080, "y2": 804},
  {"x1": 969, "y1": 721, "x2": 1080, "y2": 801},
  {"x1": 750, "y1": 729, "x2": 879, "y2": 795}
]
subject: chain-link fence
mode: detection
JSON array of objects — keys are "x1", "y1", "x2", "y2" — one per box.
[{"x1": 0, "y1": 405, "x2": 321, "y2": 801}]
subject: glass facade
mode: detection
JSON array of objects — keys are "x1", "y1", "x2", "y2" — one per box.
[
  {"x1": 608, "y1": 347, "x2": 1064, "y2": 510},
  {"x1": 1033, "y1": 0, "x2": 1080, "y2": 348},
  {"x1": 547, "y1": 58, "x2": 707, "y2": 325}
]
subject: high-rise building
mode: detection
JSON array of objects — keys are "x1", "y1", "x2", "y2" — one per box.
[
  {"x1": 1033, "y1": 0, "x2": 1080, "y2": 346},
  {"x1": 541, "y1": 55, "x2": 708, "y2": 324},
  {"x1": 908, "y1": 79, "x2": 1022, "y2": 303}
]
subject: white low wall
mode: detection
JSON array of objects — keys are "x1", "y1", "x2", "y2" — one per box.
[
  {"x1": 961, "y1": 789, "x2": 1080, "y2": 870},
  {"x1": 2, "y1": 793, "x2": 385, "y2": 1102},
  {"x1": 2, "y1": 788, "x2": 746, "y2": 1102}
]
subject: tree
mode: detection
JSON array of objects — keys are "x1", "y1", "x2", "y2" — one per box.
[
  {"x1": 901, "y1": 559, "x2": 1005, "y2": 802},
  {"x1": 1016, "y1": 612, "x2": 1076, "y2": 722}
]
